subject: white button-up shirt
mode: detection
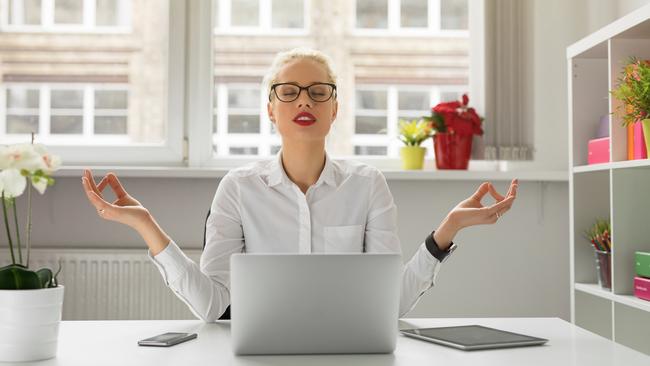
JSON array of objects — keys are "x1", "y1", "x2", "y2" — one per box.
[{"x1": 149, "y1": 151, "x2": 444, "y2": 321}]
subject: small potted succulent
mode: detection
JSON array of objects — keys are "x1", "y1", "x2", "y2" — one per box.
[
  {"x1": 0, "y1": 137, "x2": 63, "y2": 362},
  {"x1": 398, "y1": 118, "x2": 434, "y2": 170}
]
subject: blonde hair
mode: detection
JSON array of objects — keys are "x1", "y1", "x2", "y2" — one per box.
[{"x1": 263, "y1": 48, "x2": 338, "y2": 99}]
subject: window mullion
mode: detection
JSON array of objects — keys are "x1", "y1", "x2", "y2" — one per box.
[
  {"x1": 388, "y1": 0, "x2": 399, "y2": 30},
  {"x1": 430, "y1": 0, "x2": 441, "y2": 32},
  {"x1": 42, "y1": 0, "x2": 54, "y2": 28},
  {"x1": 387, "y1": 86, "x2": 398, "y2": 157},
  {"x1": 40, "y1": 85, "x2": 51, "y2": 137},
  {"x1": 260, "y1": 0, "x2": 270, "y2": 29},
  {"x1": 83, "y1": 0, "x2": 95, "y2": 29}
]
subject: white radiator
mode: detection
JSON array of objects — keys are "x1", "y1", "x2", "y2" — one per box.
[{"x1": 0, "y1": 248, "x2": 202, "y2": 321}]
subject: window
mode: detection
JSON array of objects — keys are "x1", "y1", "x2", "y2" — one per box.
[
  {"x1": 213, "y1": 0, "x2": 307, "y2": 34},
  {"x1": 1, "y1": 83, "x2": 129, "y2": 142},
  {"x1": 1, "y1": 0, "x2": 131, "y2": 32},
  {"x1": 0, "y1": 0, "x2": 180, "y2": 165},
  {"x1": 207, "y1": 0, "x2": 471, "y2": 164},
  {"x1": 355, "y1": 0, "x2": 468, "y2": 34}
]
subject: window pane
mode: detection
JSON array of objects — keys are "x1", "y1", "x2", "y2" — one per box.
[
  {"x1": 441, "y1": 0, "x2": 468, "y2": 30},
  {"x1": 95, "y1": 116, "x2": 127, "y2": 134},
  {"x1": 440, "y1": 90, "x2": 462, "y2": 102},
  {"x1": 96, "y1": 0, "x2": 118, "y2": 26},
  {"x1": 55, "y1": 0, "x2": 83, "y2": 24},
  {"x1": 401, "y1": 0, "x2": 428, "y2": 28},
  {"x1": 7, "y1": 89, "x2": 39, "y2": 109},
  {"x1": 272, "y1": 0, "x2": 303, "y2": 28},
  {"x1": 356, "y1": 90, "x2": 387, "y2": 110},
  {"x1": 354, "y1": 146, "x2": 387, "y2": 156},
  {"x1": 95, "y1": 90, "x2": 128, "y2": 109},
  {"x1": 51, "y1": 115, "x2": 83, "y2": 134},
  {"x1": 9, "y1": 0, "x2": 42, "y2": 25},
  {"x1": 228, "y1": 87, "x2": 259, "y2": 108},
  {"x1": 228, "y1": 114, "x2": 260, "y2": 133},
  {"x1": 270, "y1": 145, "x2": 281, "y2": 154},
  {"x1": 230, "y1": 147, "x2": 258, "y2": 155},
  {"x1": 232, "y1": 0, "x2": 259, "y2": 27},
  {"x1": 399, "y1": 91, "x2": 430, "y2": 110},
  {"x1": 6, "y1": 115, "x2": 39, "y2": 133},
  {"x1": 51, "y1": 90, "x2": 83, "y2": 109},
  {"x1": 356, "y1": 0, "x2": 387, "y2": 29},
  {"x1": 355, "y1": 116, "x2": 387, "y2": 134}
]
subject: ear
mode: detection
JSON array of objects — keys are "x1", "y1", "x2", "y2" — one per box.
[
  {"x1": 331, "y1": 100, "x2": 338, "y2": 123},
  {"x1": 267, "y1": 102, "x2": 275, "y2": 123}
]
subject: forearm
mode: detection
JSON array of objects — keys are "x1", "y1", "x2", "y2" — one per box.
[
  {"x1": 135, "y1": 211, "x2": 171, "y2": 256},
  {"x1": 433, "y1": 215, "x2": 460, "y2": 251}
]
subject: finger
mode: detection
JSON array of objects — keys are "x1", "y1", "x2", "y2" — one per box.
[
  {"x1": 96, "y1": 176, "x2": 109, "y2": 192},
  {"x1": 488, "y1": 196, "x2": 516, "y2": 215},
  {"x1": 507, "y1": 179, "x2": 519, "y2": 197},
  {"x1": 107, "y1": 173, "x2": 129, "y2": 198},
  {"x1": 84, "y1": 170, "x2": 103, "y2": 198},
  {"x1": 82, "y1": 178, "x2": 111, "y2": 210},
  {"x1": 471, "y1": 182, "x2": 490, "y2": 201},
  {"x1": 487, "y1": 182, "x2": 505, "y2": 201}
]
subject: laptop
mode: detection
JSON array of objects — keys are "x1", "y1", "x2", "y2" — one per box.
[{"x1": 230, "y1": 253, "x2": 401, "y2": 355}]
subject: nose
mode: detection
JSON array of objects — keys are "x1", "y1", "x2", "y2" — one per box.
[{"x1": 296, "y1": 89, "x2": 312, "y2": 108}]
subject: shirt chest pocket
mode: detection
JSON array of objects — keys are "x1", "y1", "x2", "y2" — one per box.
[{"x1": 323, "y1": 225, "x2": 365, "y2": 253}]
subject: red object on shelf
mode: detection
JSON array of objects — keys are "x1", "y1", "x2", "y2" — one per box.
[
  {"x1": 433, "y1": 133, "x2": 473, "y2": 170},
  {"x1": 587, "y1": 137, "x2": 610, "y2": 165},
  {"x1": 633, "y1": 121, "x2": 648, "y2": 159},
  {"x1": 634, "y1": 276, "x2": 650, "y2": 301}
]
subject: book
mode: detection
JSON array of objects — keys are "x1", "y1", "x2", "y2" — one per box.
[
  {"x1": 628, "y1": 123, "x2": 634, "y2": 160},
  {"x1": 634, "y1": 276, "x2": 650, "y2": 301},
  {"x1": 633, "y1": 122, "x2": 648, "y2": 159},
  {"x1": 636, "y1": 251, "x2": 650, "y2": 278}
]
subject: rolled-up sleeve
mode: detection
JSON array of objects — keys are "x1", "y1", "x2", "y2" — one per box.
[
  {"x1": 363, "y1": 169, "x2": 442, "y2": 317},
  {"x1": 148, "y1": 174, "x2": 244, "y2": 322}
]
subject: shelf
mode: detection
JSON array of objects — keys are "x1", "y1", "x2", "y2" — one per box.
[
  {"x1": 574, "y1": 283, "x2": 650, "y2": 312},
  {"x1": 572, "y1": 159, "x2": 650, "y2": 173}
]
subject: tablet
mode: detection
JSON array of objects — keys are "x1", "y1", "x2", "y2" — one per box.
[{"x1": 400, "y1": 325, "x2": 548, "y2": 351}]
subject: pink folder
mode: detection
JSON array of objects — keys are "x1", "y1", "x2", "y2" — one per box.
[{"x1": 633, "y1": 122, "x2": 648, "y2": 159}]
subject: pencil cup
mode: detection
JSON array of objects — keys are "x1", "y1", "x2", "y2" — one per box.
[{"x1": 594, "y1": 250, "x2": 612, "y2": 291}]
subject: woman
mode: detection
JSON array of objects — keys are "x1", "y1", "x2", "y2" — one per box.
[{"x1": 81, "y1": 48, "x2": 517, "y2": 322}]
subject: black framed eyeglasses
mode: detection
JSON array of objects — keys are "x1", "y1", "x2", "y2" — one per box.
[{"x1": 269, "y1": 82, "x2": 337, "y2": 103}]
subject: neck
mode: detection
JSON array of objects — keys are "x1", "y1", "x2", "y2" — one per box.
[{"x1": 280, "y1": 140, "x2": 326, "y2": 194}]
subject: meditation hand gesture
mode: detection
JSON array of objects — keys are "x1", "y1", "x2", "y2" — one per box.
[
  {"x1": 81, "y1": 169, "x2": 149, "y2": 230},
  {"x1": 448, "y1": 179, "x2": 518, "y2": 228}
]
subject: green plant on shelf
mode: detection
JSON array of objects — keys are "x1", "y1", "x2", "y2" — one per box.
[{"x1": 611, "y1": 57, "x2": 650, "y2": 126}]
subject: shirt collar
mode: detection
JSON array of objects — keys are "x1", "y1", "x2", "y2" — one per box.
[{"x1": 267, "y1": 150, "x2": 337, "y2": 188}]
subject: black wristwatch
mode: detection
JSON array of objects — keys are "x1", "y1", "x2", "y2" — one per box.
[{"x1": 425, "y1": 231, "x2": 457, "y2": 263}]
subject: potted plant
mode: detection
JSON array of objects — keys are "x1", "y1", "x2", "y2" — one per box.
[
  {"x1": 584, "y1": 219, "x2": 612, "y2": 291},
  {"x1": 424, "y1": 94, "x2": 483, "y2": 170},
  {"x1": 398, "y1": 118, "x2": 434, "y2": 170},
  {"x1": 611, "y1": 58, "x2": 650, "y2": 154},
  {"x1": 0, "y1": 137, "x2": 63, "y2": 362}
]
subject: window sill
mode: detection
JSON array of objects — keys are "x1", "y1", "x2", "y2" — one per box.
[{"x1": 56, "y1": 164, "x2": 568, "y2": 182}]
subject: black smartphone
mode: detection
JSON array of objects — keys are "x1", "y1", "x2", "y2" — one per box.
[{"x1": 137, "y1": 332, "x2": 197, "y2": 347}]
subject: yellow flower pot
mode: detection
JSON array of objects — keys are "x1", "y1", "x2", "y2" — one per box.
[{"x1": 400, "y1": 146, "x2": 426, "y2": 170}]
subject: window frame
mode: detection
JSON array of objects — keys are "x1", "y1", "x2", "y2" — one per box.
[
  {"x1": 352, "y1": 0, "x2": 469, "y2": 38},
  {"x1": 0, "y1": 0, "x2": 132, "y2": 33},
  {"x1": 213, "y1": 0, "x2": 310, "y2": 36}
]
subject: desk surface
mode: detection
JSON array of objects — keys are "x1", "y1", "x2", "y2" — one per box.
[{"x1": 11, "y1": 318, "x2": 649, "y2": 366}]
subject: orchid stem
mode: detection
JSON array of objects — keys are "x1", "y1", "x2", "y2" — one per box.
[
  {"x1": 12, "y1": 193, "x2": 22, "y2": 265},
  {"x1": 25, "y1": 178, "x2": 32, "y2": 268},
  {"x1": 2, "y1": 192, "x2": 16, "y2": 265}
]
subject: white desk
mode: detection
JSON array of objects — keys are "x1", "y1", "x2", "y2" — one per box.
[{"x1": 9, "y1": 318, "x2": 649, "y2": 366}]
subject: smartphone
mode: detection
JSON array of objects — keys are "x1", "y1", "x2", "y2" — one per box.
[{"x1": 137, "y1": 332, "x2": 197, "y2": 347}]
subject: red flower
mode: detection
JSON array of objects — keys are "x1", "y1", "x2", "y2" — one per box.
[{"x1": 426, "y1": 94, "x2": 483, "y2": 136}]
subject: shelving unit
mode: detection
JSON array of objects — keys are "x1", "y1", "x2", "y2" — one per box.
[{"x1": 568, "y1": 3, "x2": 650, "y2": 356}]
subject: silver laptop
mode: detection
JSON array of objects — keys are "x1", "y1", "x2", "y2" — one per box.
[{"x1": 230, "y1": 253, "x2": 401, "y2": 355}]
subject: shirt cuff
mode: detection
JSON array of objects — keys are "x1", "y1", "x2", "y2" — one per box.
[{"x1": 147, "y1": 240, "x2": 193, "y2": 285}]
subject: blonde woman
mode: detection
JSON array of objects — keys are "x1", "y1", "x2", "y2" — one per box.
[{"x1": 81, "y1": 48, "x2": 518, "y2": 322}]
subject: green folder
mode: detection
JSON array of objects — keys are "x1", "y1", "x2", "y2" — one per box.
[{"x1": 636, "y1": 251, "x2": 650, "y2": 278}]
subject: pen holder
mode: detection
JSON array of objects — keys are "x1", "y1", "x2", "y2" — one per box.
[{"x1": 594, "y1": 250, "x2": 612, "y2": 291}]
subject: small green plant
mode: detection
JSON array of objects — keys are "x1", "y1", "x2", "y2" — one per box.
[
  {"x1": 583, "y1": 219, "x2": 611, "y2": 252},
  {"x1": 398, "y1": 118, "x2": 434, "y2": 147},
  {"x1": 0, "y1": 136, "x2": 62, "y2": 289},
  {"x1": 611, "y1": 57, "x2": 650, "y2": 126}
]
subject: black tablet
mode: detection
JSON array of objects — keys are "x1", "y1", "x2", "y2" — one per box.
[{"x1": 400, "y1": 325, "x2": 548, "y2": 351}]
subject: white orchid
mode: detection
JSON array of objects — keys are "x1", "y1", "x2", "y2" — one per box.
[{"x1": 0, "y1": 143, "x2": 61, "y2": 198}]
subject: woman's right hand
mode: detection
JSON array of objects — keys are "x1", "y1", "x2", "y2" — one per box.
[{"x1": 81, "y1": 169, "x2": 151, "y2": 230}]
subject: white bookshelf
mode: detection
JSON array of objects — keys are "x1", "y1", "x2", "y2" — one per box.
[{"x1": 568, "y1": 3, "x2": 650, "y2": 356}]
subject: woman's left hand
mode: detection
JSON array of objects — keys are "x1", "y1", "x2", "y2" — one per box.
[{"x1": 448, "y1": 179, "x2": 518, "y2": 228}]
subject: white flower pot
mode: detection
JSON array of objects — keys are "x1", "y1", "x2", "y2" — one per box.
[{"x1": 0, "y1": 286, "x2": 64, "y2": 362}]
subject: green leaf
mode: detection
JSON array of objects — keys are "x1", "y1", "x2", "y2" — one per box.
[
  {"x1": 0, "y1": 265, "x2": 42, "y2": 289},
  {"x1": 36, "y1": 268, "x2": 53, "y2": 288}
]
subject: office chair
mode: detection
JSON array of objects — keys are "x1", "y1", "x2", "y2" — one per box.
[{"x1": 203, "y1": 209, "x2": 231, "y2": 320}]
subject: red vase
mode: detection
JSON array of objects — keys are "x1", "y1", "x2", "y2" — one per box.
[{"x1": 433, "y1": 133, "x2": 473, "y2": 170}]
